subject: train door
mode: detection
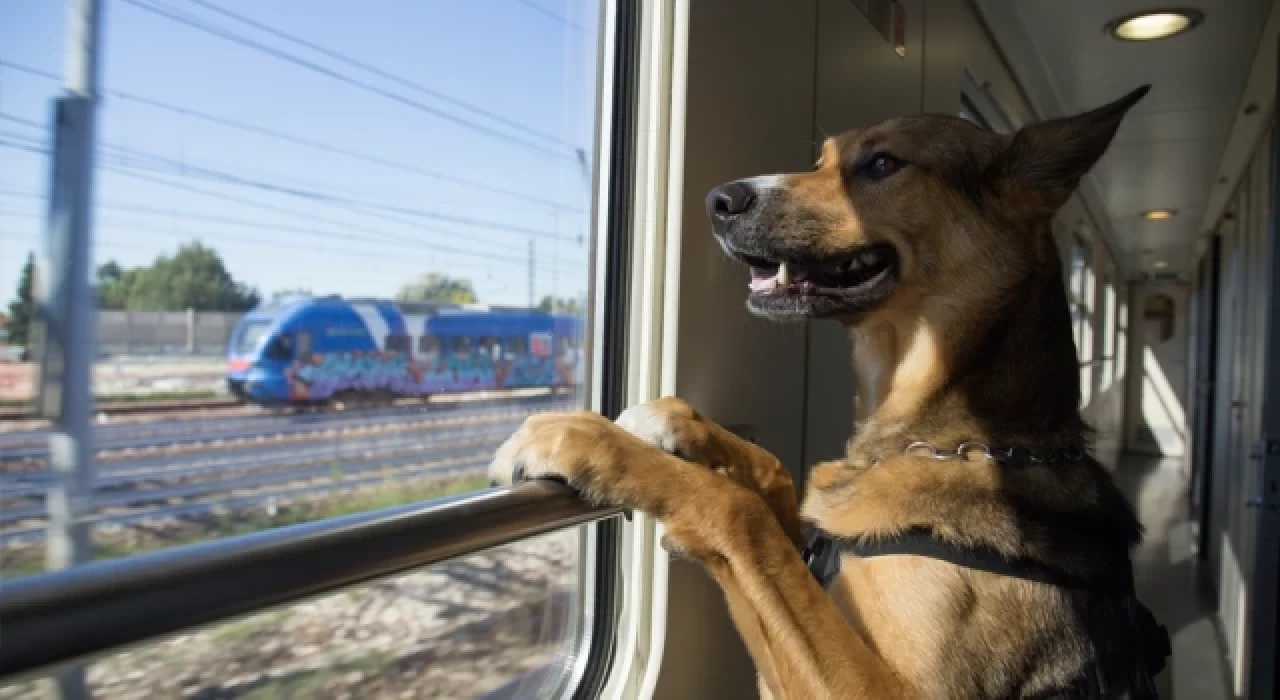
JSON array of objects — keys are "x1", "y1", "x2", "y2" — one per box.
[
  {"x1": 1218, "y1": 165, "x2": 1254, "y2": 694},
  {"x1": 1210, "y1": 109, "x2": 1280, "y2": 698},
  {"x1": 1244, "y1": 99, "x2": 1280, "y2": 699}
]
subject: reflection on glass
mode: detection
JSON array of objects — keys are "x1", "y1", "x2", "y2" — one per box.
[
  {"x1": 1, "y1": 1, "x2": 603, "y2": 577},
  {"x1": 0, "y1": 529, "x2": 584, "y2": 699}
]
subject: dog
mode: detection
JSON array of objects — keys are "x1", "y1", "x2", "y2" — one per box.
[{"x1": 489, "y1": 85, "x2": 1171, "y2": 699}]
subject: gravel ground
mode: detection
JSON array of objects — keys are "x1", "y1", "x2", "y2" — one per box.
[{"x1": 0, "y1": 529, "x2": 581, "y2": 699}]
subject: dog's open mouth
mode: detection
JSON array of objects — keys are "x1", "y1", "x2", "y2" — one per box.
[{"x1": 742, "y1": 243, "x2": 898, "y2": 298}]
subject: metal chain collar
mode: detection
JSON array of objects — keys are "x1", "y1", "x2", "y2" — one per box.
[{"x1": 902, "y1": 440, "x2": 1085, "y2": 466}]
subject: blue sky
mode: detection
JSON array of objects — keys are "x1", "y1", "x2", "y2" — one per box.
[{"x1": 0, "y1": 0, "x2": 600, "y2": 307}]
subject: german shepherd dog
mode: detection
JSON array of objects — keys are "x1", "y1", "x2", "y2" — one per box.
[{"x1": 489, "y1": 85, "x2": 1171, "y2": 698}]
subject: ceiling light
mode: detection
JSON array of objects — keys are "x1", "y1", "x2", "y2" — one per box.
[
  {"x1": 1153, "y1": 261, "x2": 1169, "y2": 269},
  {"x1": 1105, "y1": 9, "x2": 1204, "y2": 41},
  {"x1": 1143, "y1": 209, "x2": 1177, "y2": 220}
]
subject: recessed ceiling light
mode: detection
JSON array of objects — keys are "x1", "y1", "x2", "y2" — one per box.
[
  {"x1": 1153, "y1": 260, "x2": 1169, "y2": 269},
  {"x1": 1143, "y1": 209, "x2": 1178, "y2": 220},
  {"x1": 1105, "y1": 9, "x2": 1204, "y2": 41}
]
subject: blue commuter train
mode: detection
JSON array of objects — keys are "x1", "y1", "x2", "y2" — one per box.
[{"x1": 226, "y1": 295, "x2": 584, "y2": 405}]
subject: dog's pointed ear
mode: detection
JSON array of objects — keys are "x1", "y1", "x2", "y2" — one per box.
[{"x1": 986, "y1": 85, "x2": 1150, "y2": 215}]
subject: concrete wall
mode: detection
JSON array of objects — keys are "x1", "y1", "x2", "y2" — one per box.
[{"x1": 97, "y1": 309, "x2": 243, "y2": 356}]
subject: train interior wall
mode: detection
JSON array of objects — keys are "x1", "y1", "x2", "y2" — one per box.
[{"x1": 654, "y1": 0, "x2": 1280, "y2": 698}]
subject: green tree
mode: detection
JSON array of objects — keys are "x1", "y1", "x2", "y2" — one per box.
[
  {"x1": 95, "y1": 242, "x2": 260, "y2": 311},
  {"x1": 537, "y1": 295, "x2": 583, "y2": 314},
  {"x1": 395, "y1": 273, "x2": 477, "y2": 304},
  {"x1": 6, "y1": 252, "x2": 35, "y2": 348},
  {"x1": 94, "y1": 260, "x2": 132, "y2": 310}
]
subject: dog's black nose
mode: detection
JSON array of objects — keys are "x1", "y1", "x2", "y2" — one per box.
[{"x1": 707, "y1": 182, "x2": 756, "y2": 221}]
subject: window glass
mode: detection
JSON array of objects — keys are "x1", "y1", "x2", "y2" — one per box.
[
  {"x1": 0, "y1": 0, "x2": 602, "y2": 662},
  {"x1": 0, "y1": 529, "x2": 586, "y2": 699},
  {"x1": 232, "y1": 320, "x2": 273, "y2": 356},
  {"x1": 385, "y1": 334, "x2": 411, "y2": 354},
  {"x1": 1117, "y1": 300, "x2": 1129, "y2": 380},
  {"x1": 450, "y1": 335, "x2": 473, "y2": 355},
  {"x1": 1100, "y1": 272, "x2": 1116, "y2": 391},
  {"x1": 506, "y1": 334, "x2": 529, "y2": 356},
  {"x1": 297, "y1": 329, "x2": 313, "y2": 359},
  {"x1": 1067, "y1": 233, "x2": 1095, "y2": 407}
]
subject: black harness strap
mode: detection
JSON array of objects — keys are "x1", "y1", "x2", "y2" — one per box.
[{"x1": 800, "y1": 525, "x2": 1171, "y2": 699}]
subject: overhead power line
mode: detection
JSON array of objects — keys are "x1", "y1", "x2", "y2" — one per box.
[
  {"x1": 0, "y1": 58, "x2": 584, "y2": 213},
  {"x1": 117, "y1": 0, "x2": 576, "y2": 162},
  {"x1": 0, "y1": 112, "x2": 580, "y2": 243},
  {"x1": 185, "y1": 0, "x2": 579, "y2": 150},
  {"x1": 0, "y1": 189, "x2": 584, "y2": 274},
  {"x1": 0, "y1": 145, "x2": 586, "y2": 273},
  {"x1": 512, "y1": 0, "x2": 591, "y2": 34}
]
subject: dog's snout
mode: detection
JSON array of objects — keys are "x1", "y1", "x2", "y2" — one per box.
[{"x1": 707, "y1": 182, "x2": 756, "y2": 222}]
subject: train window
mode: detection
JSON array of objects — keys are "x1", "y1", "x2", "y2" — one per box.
[
  {"x1": 385, "y1": 333, "x2": 411, "y2": 354},
  {"x1": 233, "y1": 320, "x2": 273, "y2": 356},
  {"x1": 1067, "y1": 233, "x2": 1096, "y2": 406},
  {"x1": 8, "y1": 531, "x2": 586, "y2": 698},
  {"x1": 1101, "y1": 273, "x2": 1117, "y2": 391},
  {"x1": 959, "y1": 96, "x2": 988, "y2": 129},
  {"x1": 296, "y1": 330, "x2": 313, "y2": 359},
  {"x1": 1117, "y1": 301, "x2": 1130, "y2": 380},
  {"x1": 265, "y1": 333, "x2": 294, "y2": 362},
  {"x1": 0, "y1": 0, "x2": 624, "y2": 697},
  {"x1": 506, "y1": 334, "x2": 529, "y2": 355}
]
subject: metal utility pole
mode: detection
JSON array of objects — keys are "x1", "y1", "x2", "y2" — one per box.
[
  {"x1": 35, "y1": 0, "x2": 102, "y2": 697},
  {"x1": 528, "y1": 238, "x2": 535, "y2": 309}
]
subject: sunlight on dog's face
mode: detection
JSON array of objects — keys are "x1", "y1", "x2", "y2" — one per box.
[
  {"x1": 707, "y1": 116, "x2": 1013, "y2": 322},
  {"x1": 708, "y1": 86, "x2": 1151, "y2": 323}
]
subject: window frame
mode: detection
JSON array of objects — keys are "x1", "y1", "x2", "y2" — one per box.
[
  {"x1": 0, "y1": 1, "x2": 646, "y2": 697},
  {"x1": 960, "y1": 68, "x2": 1016, "y2": 134},
  {"x1": 1068, "y1": 231, "x2": 1097, "y2": 406}
]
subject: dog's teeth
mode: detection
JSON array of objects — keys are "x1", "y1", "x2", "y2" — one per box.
[
  {"x1": 859, "y1": 251, "x2": 879, "y2": 266},
  {"x1": 847, "y1": 257, "x2": 862, "y2": 271},
  {"x1": 777, "y1": 262, "x2": 791, "y2": 287}
]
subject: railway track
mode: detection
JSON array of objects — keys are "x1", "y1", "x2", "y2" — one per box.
[
  {"x1": 0, "y1": 396, "x2": 243, "y2": 422},
  {"x1": 0, "y1": 454, "x2": 494, "y2": 545},
  {"x1": 0, "y1": 394, "x2": 574, "y2": 464},
  {"x1": 0, "y1": 423, "x2": 520, "y2": 521},
  {"x1": 0, "y1": 390, "x2": 583, "y2": 547}
]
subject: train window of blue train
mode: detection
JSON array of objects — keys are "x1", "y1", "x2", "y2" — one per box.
[
  {"x1": 234, "y1": 321, "x2": 273, "y2": 356},
  {"x1": 450, "y1": 336, "x2": 473, "y2": 355},
  {"x1": 385, "y1": 334, "x2": 412, "y2": 354},
  {"x1": 1, "y1": 0, "x2": 617, "y2": 696},
  {"x1": 265, "y1": 334, "x2": 294, "y2": 362}
]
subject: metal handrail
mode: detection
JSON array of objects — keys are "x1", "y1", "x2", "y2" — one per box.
[{"x1": 0, "y1": 481, "x2": 623, "y2": 685}]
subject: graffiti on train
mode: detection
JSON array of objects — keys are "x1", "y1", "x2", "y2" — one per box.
[{"x1": 283, "y1": 345, "x2": 575, "y2": 400}]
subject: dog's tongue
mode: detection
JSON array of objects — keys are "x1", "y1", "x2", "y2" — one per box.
[{"x1": 749, "y1": 262, "x2": 789, "y2": 292}]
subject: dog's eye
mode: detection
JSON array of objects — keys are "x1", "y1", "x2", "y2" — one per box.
[{"x1": 860, "y1": 153, "x2": 905, "y2": 181}]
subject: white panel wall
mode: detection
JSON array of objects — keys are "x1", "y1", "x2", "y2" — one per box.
[{"x1": 656, "y1": 1, "x2": 817, "y2": 696}]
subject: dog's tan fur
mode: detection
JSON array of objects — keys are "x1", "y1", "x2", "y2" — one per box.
[{"x1": 490, "y1": 86, "x2": 1156, "y2": 698}]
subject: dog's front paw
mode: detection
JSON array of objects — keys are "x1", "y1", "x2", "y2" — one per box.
[
  {"x1": 487, "y1": 411, "x2": 690, "y2": 516},
  {"x1": 616, "y1": 397, "x2": 715, "y2": 462},
  {"x1": 487, "y1": 411, "x2": 611, "y2": 487}
]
